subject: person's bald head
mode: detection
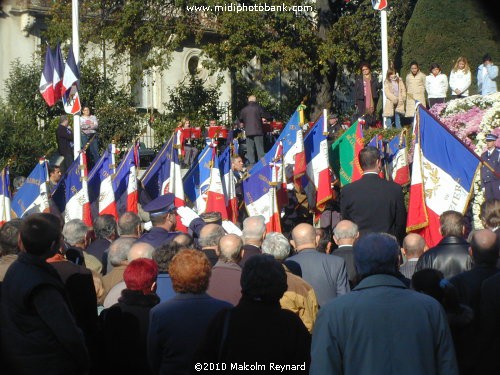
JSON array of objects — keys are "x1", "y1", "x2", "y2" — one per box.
[
  {"x1": 128, "y1": 241, "x2": 155, "y2": 262},
  {"x1": 242, "y1": 216, "x2": 266, "y2": 245},
  {"x1": 402, "y1": 233, "x2": 427, "y2": 259},
  {"x1": 291, "y1": 223, "x2": 317, "y2": 251},
  {"x1": 198, "y1": 224, "x2": 225, "y2": 249},
  {"x1": 218, "y1": 234, "x2": 243, "y2": 263},
  {"x1": 469, "y1": 229, "x2": 499, "y2": 266},
  {"x1": 333, "y1": 220, "x2": 359, "y2": 246},
  {"x1": 173, "y1": 233, "x2": 194, "y2": 248}
]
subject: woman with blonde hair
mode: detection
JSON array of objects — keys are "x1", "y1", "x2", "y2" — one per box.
[
  {"x1": 449, "y1": 57, "x2": 471, "y2": 98},
  {"x1": 383, "y1": 69, "x2": 406, "y2": 128}
]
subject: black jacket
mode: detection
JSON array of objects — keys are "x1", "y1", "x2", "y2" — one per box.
[
  {"x1": 239, "y1": 102, "x2": 267, "y2": 136},
  {"x1": 340, "y1": 174, "x2": 407, "y2": 244},
  {"x1": 1, "y1": 253, "x2": 89, "y2": 374},
  {"x1": 353, "y1": 74, "x2": 381, "y2": 115},
  {"x1": 56, "y1": 124, "x2": 74, "y2": 157},
  {"x1": 99, "y1": 289, "x2": 160, "y2": 375},
  {"x1": 415, "y1": 236, "x2": 472, "y2": 279}
]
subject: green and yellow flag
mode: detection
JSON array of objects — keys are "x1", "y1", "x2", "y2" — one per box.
[{"x1": 330, "y1": 121, "x2": 364, "y2": 187}]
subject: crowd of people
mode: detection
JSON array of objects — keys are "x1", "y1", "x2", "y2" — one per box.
[
  {"x1": 354, "y1": 54, "x2": 498, "y2": 128},
  {"x1": 1, "y1": 143, "x2": 499, "y2": 375}
]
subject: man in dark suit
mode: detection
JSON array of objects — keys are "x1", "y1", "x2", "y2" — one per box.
[
  {"x1": 479, "y1": 272, "x2": 500, "y2": 374},
  {"x1": 340, "y1": 146, "x2": 407, "y2": 244},
  {"x1": 239, "y1": 95, "x2": 268, "y2": 166},
  {"x1": 332, "y1": 220, "x2": 359, "y2": 288},
  {"x1": 287, "y1": 223, "x2": 349, "y2": 307},
  {"x1": 415, "y1": 210, "x2": 472, "y2": 279},
  {"x1": 450, "y1": 229, "x2": 499, "y2": 374},
  {"x1": 239, "y1": 215, "x2": 266, "y2": 267},
  {"x1": 400, "y1": 233, "x2": 427, "y2": 279},
  {"x1": 480, "y1": 133, "x2": 500, "y2": 201}
]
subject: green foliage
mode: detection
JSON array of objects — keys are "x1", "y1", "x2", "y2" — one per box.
[
  {"x1": 0, "y1": 60, "x2": 59, "y2": 176},
  {"x1": 402, "y1": 0, "x2": 500, "y2": 94},
  {"x1": 0, "y1": 58, "x2": 141, "y2": 177},
  {"x1": 150, "y1": 75, "x2": 224, "y2": 144},
  {"x1": 322, "y1": 0, "x2": 417, "y2": 74}
]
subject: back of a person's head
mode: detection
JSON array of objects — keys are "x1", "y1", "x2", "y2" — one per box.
[
  {"x1": 62, "y1": 219, "x2": 88, "y2": 247},
  {"x1": 480, "y1": 199, "x2": 500, "y2": 229},
  {"x1": 124, "y1": 258, "x2": 158, "y2": 294},
  {"x1": 218, "y1": 234, "x2": 243, "y2": 263},
  {"x1": 469, "y1": 229, "x2": 499, "y2": 266},
  {"x1": 118, "y1": 211, "x2": 141, "y2": 236},
  {"x1": 94, "y1": 214, "x2": 118, "y2": 240},
  {"x1": 439, "y1": 211, "x2": 464, "y2": 238},
  {"x1": 242, "y1": 216, "x2": 266, "y2": 243},
  {"x1": 402, "y1": 233, "x2": 426, "y2": 258},
  {"x1": 173, "y1": 233, "x2": 194, "y2": 248},
  {"x1": 315, "y1": 228, "x2": 331, "y2": 253},
  {"x1": 354, "y1": 233, "x2": 399, "y2": 277},
  {"x1": 248, "y1": 95, "x2": 257, "y2": 102},
  {"x1": 198, "y1": 224, "x2": 225, "y2": 248},
  {"x1": 262, "y1": 232, "x2": 291, "y2": 260},
  {"x1": 108, "y1": 237, "x2": 135, "y2": 266},
  {"x1": 333, "y1": 220, "x2": 359, "y2": 245},
  {"x1": 0, "y1": 219, "x2": 23, "y2": 256},
  {"x1": 358, "y1": 146, "x2": 379, "y2": 171},
  {"x1": 240, "y1": 254, "x2": 287, "y2": 303},
  {"x1": 20, "y1": 214, "x2": 61, "y2": 256},
  {"x1": 291, "y1": 222, "x2": 316, "y2": 249},
  {"x1": 169, "y1": 249, "x2": 211, "y2": 294},
  {"x1": 153, "y1": 241, "x2": 182, "y2": 272},
  {"x1": 128, "y1": 241, "x2": 154, "y2": 262}
]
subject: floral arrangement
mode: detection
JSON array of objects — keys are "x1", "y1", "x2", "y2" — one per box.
[{"x1": 429, "y1": 93, "x2": 500, "y2": 229}]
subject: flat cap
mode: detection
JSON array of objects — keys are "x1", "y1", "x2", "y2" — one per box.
[{"x1": 142, "y1": 193, "x2": 176, "y2": 216}]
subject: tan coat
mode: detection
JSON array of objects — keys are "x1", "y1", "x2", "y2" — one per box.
[
  {"x1": 405, "y1": 71, "x2": 427, "y2": 117},
  {"x1": 383, "y1": 78, "x2": 406, "y2": 117}
]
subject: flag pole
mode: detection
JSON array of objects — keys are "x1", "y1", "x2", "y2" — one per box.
[
  {"x1": 72, "y1": 0, "x2": 81, "y2": 160},
  {"x1": 381, "y1": 9, "x2": 388, "y2": 128}
]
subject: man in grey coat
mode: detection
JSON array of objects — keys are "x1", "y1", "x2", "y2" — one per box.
[
  {"x1": 287, "y1": 223, "x2": 349, "y2": 307},
  {"x1": 311, "y1": 233, "x2": 459, "y2": 375}
]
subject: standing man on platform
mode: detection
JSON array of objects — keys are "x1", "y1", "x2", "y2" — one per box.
[
  {"x1": 481, "y1": 133, "x2": 500, "y2": 201},
  {"x1": 239, "y1": 95, "x2": 269, "y2": 168}
]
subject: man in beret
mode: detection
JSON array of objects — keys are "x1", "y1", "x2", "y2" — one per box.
[
  {"x1": 136, "y1": 194, "x2": 180, "y2": 249},
  {"x1": 481, "y1": 133, "x2": 500, "y2": 200}
]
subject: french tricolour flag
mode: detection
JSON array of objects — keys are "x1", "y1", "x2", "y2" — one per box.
[
  {"x1": 206, "y1": 149, "x2": 228, "y2": 219},
  {"x1": 250, "y1": 108, "x2": 303, "y2": 181},
  {"x1": 219, "y1": 146, "x2": 238, "y2": 223},
  {"x1": 11, "y1": 159, "x2": 50, "y2": 218},
  {"x1": 113, "y1": 143, "x2": 139, "y2": 215},
  {"x1": 39, "y1": 45, "x2": 56, "y2": 106},
  {"x1": 183, "y1": 145, "x2": 212, "y2": 214},
  {"x1": 386, "y1": 131, "x2": 410, "y2": 186},
  {"x1": 302, "y1": 109, "x2": 333, "y2": 222},
  {"x1": 88, "y1": 144, "x2": 118, "y2": 219},
  {"x1": 407, "y1": 105, "x2": 480, "y2": 247},
  {"x1": 62, "y1": 46, "x2": 81, "y2": 114},
  {"x1": 0, "y1": 167, "x2": 11, "y2": 226},
  {"x1": 243, "y1": 143, "x2": 282, "y2": 232},
  {"x1": 52, "y1": 43, "x2": 64, "y2": 103},
  {"x1": 52, "y1": 152, "x2": 92, "y2": 226},
  {"x1": 141, "y1": 135, "x2": 187, "y2": 232}
]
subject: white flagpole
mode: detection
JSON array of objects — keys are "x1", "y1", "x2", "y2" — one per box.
[
  {"x1": 72, "y1": 0, "x2": 81, "y2": 159},
  {"x1": 381, "y1": 9, "x2": 389, "y2": 128}
]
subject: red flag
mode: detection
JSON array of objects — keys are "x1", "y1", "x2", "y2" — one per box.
[{"x1": 39, "y1": 45, "x2": 56, "y2": 106}]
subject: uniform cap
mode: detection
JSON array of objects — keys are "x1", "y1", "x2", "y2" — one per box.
[{"x1": 142, "y1": 193, "x2": 176, "y2": 216}]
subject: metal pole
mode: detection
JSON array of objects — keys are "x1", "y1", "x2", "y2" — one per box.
[
  {"x1": 72, "y1": 0, "x2": 81, "y2": 159},
  {"x1": 381, "y1": 9, "x2": 389, "y2": 128}
]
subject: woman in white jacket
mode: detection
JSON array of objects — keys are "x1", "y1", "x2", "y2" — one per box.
[
  {"x1": 449, "y1": 57, "x2": 471, "y2": 98},
  {"x1": 425, "y1": 63, "x2": 448, "y2": 108}
]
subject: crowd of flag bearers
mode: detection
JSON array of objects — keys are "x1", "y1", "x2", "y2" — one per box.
[{"x1": 1, "y1": 100, "x2": 496, "y2": 251}]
